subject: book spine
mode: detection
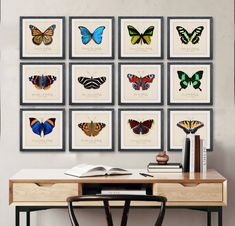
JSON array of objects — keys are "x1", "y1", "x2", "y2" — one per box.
[
  {"x1": 189, "y1": 134, "x2": 195, "y2": 173},
  {"x1": 194, "y1": 135, "x2": 200, "y2": 172},
  {"x1": 183, "y1": 137, "x2": 190, "y2": 172},
  {"x1": 182, "y1": 137, "x2": 186, "y2": 169},
  {"x1": 202, "y1": 140, "x2": 207, "y2": 172}
]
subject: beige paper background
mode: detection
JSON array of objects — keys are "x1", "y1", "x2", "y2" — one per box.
[
  {"x1": 71, "y1": 64, "x2": 112, "y2": 103},
  {"x1": 22, "y1": 18, "x2": 63, "y2": 57},
  {"x1": 170, "y1": 19, "x2": 210, "y2": 57},
  {"x1": 170, "y1": 64, "x2": 211, "y2": 103},
  {"x1": 120, "y1": 111, "x2": 161, "y2": 149},
  {"x1": 170, "y1": 110, "x2": 211, "y2": 149},
  {"x1": 22, "y1": 111, "x2": 63, "y2": 149},
  {"x1": 121, "y1": 18, "x2": 162, "y2": 57},
  {"x1": 22, "y1": 64, "x2": 63, "y2": 103},
  {"x1": 120, "y1": 64, "x2": 161, "y2": 103},
  {"x1": 72, "y1": 111, "x2": 112, "y2": 149},
  {"x1": 71, "y1": 18, "x2": 112, "y2": 57}
]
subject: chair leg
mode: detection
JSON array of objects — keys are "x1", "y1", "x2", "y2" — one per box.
[
  {"x1": 26, "y1": 211, "x2": 30, "y2": 226},
  {"x1": 207, "y1": 211, "x2": 211, "y2": 226},
  {"x1": 218, "y1": 207, "x2": 222, "y2": 226},
  {"x1": 103, "y1": 200, "x2": 113, "y2": 226},
  {"x1": 15, "y1": 207, "x2": 20, "y2": 226},
  {"x1": 121, "y1": 200, "x2": 131, "y2": 226}
]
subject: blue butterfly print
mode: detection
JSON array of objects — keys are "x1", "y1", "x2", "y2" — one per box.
[
  {"x1": 29, "y1": 118, "x2": 56, "y2": 137},
  {"x1": 78, "y1": 26, "x2": 105, "y2": 45}
]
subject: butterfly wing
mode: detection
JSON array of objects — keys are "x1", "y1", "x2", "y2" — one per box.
[
  {"x1": 191, "y1": 71, "x2": 203, "y2": 91},
  {"x1": 142, "y1": 26, "x2": 154, "y2": 45},
  {"x1": 128, "y1": 119, "x2": 141, "y2": 134},
  {"x1": 78, "y1": 76, "x2": 106, "y2": 89},
  {"x1": 29, "y1": 118, "x2": 42, "y2": 136},
  {"x1": 176, "y1": 26, "x2": 191, "y2": 44},
  {"x1": 42, "y1": 24, "x2": 56, "y2": 45},
  {"x1": 43, "y1": 118, "x2": 56, "y2": 136},
  {"x1": 92, "y1": 26, "x2": 105, "y2": 44},
  {"x1": 127, "y1": 25, "x2": 141, "y2": 45},
  {"x1": 141, "y1": 74, "x2": 155, "y2": 90},
  {"x1": 43, "y1": 75, "x2": 57, "y2": 90},
  {"x1": 189, "y1": 120, "x2": 204, "y2": 134},
  {"x1": 177, "y1": 120, "x2": 191, "y2": 134},
  {"x1": 177, "y1": 71, "x2": 191, "y2": 91},
  {"x1": 29, "y1": 75, "x2": 41, "y2": 89},
  {"x1": 92, "y1": 122, "x2": 106, "y2": 136},
  {"x1": 78, "y1": 123, "x2": 92, "y2": 136},
  {"x1": 29, "y1": 25, "x2": 43, "y2": 45},
  {"x1": 127, "y1": 74, "x2": 141, "y2": 90},
  {"x1": 141, "y1": 120, "x2": 154, "y2": 134},
  {"x1": 78, "y1": 26, "x2": 92, "y2": 45},
  {"x1": 190, "y1": 26, "x2": 204, "y2": 44}
]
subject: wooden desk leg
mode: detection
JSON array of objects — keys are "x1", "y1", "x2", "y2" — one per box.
[
  {"x1": 207, "y1": 211, "x2": 211, "y2": 226},
  {"x1": 218, "y1": 207, "x2": 223, "y2": 226},
  {"x1": 26, "y1": 211, "x2": 30, "y2": 226},
  {"x1": 15, "y1": 207, "x2": 20, "y2": 226}
]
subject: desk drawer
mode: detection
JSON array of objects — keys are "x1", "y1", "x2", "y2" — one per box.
[
  {"x1": 13, "y1": 183, "x2": 79, "y2": 202},
  {"x1": 153, "y1": 183, "x2": 223, "y2": 202}
]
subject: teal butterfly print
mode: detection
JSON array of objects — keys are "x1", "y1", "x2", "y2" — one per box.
[
  {"x1": 176, "y1": 26, "x2": 204, "y2": 44},
  {"x1": 177, "y1": 70, "x2": 203, "y2": 91}
]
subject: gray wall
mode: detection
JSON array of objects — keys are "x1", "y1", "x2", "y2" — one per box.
[{"x1": 0, "y1": 0, "x2": 234, "y2": 225}]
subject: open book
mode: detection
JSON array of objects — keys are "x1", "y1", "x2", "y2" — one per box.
[{"x1": 65, "y1": 164, "x2": 132, "y2": 178}]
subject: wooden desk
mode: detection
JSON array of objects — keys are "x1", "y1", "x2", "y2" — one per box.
[{"x1": 9, "y1": 169, "x2": 227, "y2": 226}]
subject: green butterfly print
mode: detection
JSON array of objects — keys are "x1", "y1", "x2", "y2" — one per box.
[
  {"x1": 127, "y1": 25, "x2": 154, "y2": 45},
  {"x1": 177, "y1": 71, "x2": 203, "y2": 91},
  {"x1": 176, "y1": 26, "x2": 204, "y2": 44}
]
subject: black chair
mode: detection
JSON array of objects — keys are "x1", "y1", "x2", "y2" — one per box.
[{"x1": 67, "y1": 194, "x2": 167, "y2": 226}]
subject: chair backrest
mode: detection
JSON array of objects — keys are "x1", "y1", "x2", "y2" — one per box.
[{"x1": 67, "y1": 194, "x2": 167, "y2": 226}]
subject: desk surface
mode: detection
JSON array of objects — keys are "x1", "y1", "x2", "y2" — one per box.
[{"x1": 10, "y1": 168, "x2": 226, "y2": 183}]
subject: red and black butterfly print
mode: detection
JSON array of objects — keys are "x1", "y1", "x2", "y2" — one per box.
[
  {"x1": 127, "y1": 74, "x2": 155, "y2": 90},
  {"x1": 128, "y1": 119, "x2": 154, "y2": 134},
  {"x1": 29, "y1": 75, "x2": 57, "y2": 90}
]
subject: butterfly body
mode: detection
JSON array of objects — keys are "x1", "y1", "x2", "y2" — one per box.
[
  {"x1": 127, "y1": 74, "x2": 155, "y2": 90},
  {"x1": 177, "y1": 71, "x2": 203, "y2": 91},
  {"x1": 78, "y1": 121, "x2": 106, "y2": 137},
  {"x1": 127, "y1": 25, "x2": 154, "y2": 45},
  {"x1": 78, "y1": 26, "x2": 105, "y2": 45},
  {"x1": 29, "y1": 117, "x2": 56, "y2": 137},
  {"x1": 176, "y1": 26, "x2": 204, "y2": 44},
  {"x1": 177, "y1": 120, "x2": 204, "y2": 134},
  {"x1": 29, "y1": 24, "x2": 56, "y2": 45},
  {"x1": 29, "y1": 75, "x2": 57, "y2": 90},
  {"x1": 78, "y1": 76, "x2": 106, "y2": 89},
  {"x1": 128, "y1": 119, "x2": 153, "y2": 135}
]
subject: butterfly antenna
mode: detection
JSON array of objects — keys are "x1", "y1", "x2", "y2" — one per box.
[{"x1": 198, "y1": 87, "x2": 202, "y2": 91}]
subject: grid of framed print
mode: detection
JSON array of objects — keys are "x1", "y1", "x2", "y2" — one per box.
[{"x1": 19, "y1": 15, "x2": 214, "y2": 153}]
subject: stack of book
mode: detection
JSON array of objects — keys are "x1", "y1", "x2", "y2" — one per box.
[
  {"x1": 182, "y1": 134, "x2": 207, "y2": 173},
  {"x1": 147, "y1": 163, "x2": 182, "y2": 173}
]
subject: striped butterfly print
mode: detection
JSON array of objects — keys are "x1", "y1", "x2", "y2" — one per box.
[{"x1": 77, "y1": 76, "x2": 106, "y2": 89}]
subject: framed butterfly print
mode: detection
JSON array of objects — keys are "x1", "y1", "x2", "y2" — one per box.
[
  {"x1": 168, "y1": 109, "x2": 213, "y2": 151},
  {"x1": 20, "y1": 17, "x2": 65, "y2": 59},
  {"x1": 20, "y1": 63, "x2": 65, "y2": 105},
  {"x1": 69, "y1": 17, "x2": 114, "y2": 59},
  {"x1": 69, "y1": 63, "x2": 114, "y2": 105},
  {"x1": 168, "y1": 63, "x2": 213, "y2": 105},
  {"x1": 167, "y1": 17, "x2": 213, "y2": 59},
  {"x1": 118, "y1": 109, "x2": 163, "y2": 151},
  {"x1": 20, "y1": 109, "x2": 65, "y2": 151},
  {"x1": 119, "y1": 63, "x2": 163, "y2": 105},
  {"x1": 118, "y1": 16, "x2": 163, "y2": 59},
  {"x1": 70, "y1": 109, "x2": 114, "y2": 151}
]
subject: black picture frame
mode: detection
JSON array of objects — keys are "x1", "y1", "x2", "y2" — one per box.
[
  {"x1": 69, "y1": 62, "x2": 114, "y2": 105},
  {"x1": 118, "y1": 62, "x2": 164, "y2": 105},
  {"x1": 167, "y1": 62, "x2": 213, "y2": 105},
  {"x1": 20, "y1": 62, "x2": 65, "y2": 105},
  {"x1": 20, "y1": 108, "x2": 65, "y2": 152},
  {"x1": 118, "y1": 16, "x2": 164, "y2": 59},
  {"x1": 167, "y1": 16, "x2": 213, "y2": 60},
  {"x1": 69, "y1": 16, "x2": 114, "y2": 59},
  {"x1": 20, "y1": 16, "x2": 65, "y2": 59},
  {"x1": 69, "y1": 108, "x2": 114, "y2": 152},
  {"x1": 118, "y1": 108, "x2": 164, "y2": 152},
  {"x1": 167, "y1": 108, "x2": 213, "y2": 152}
]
